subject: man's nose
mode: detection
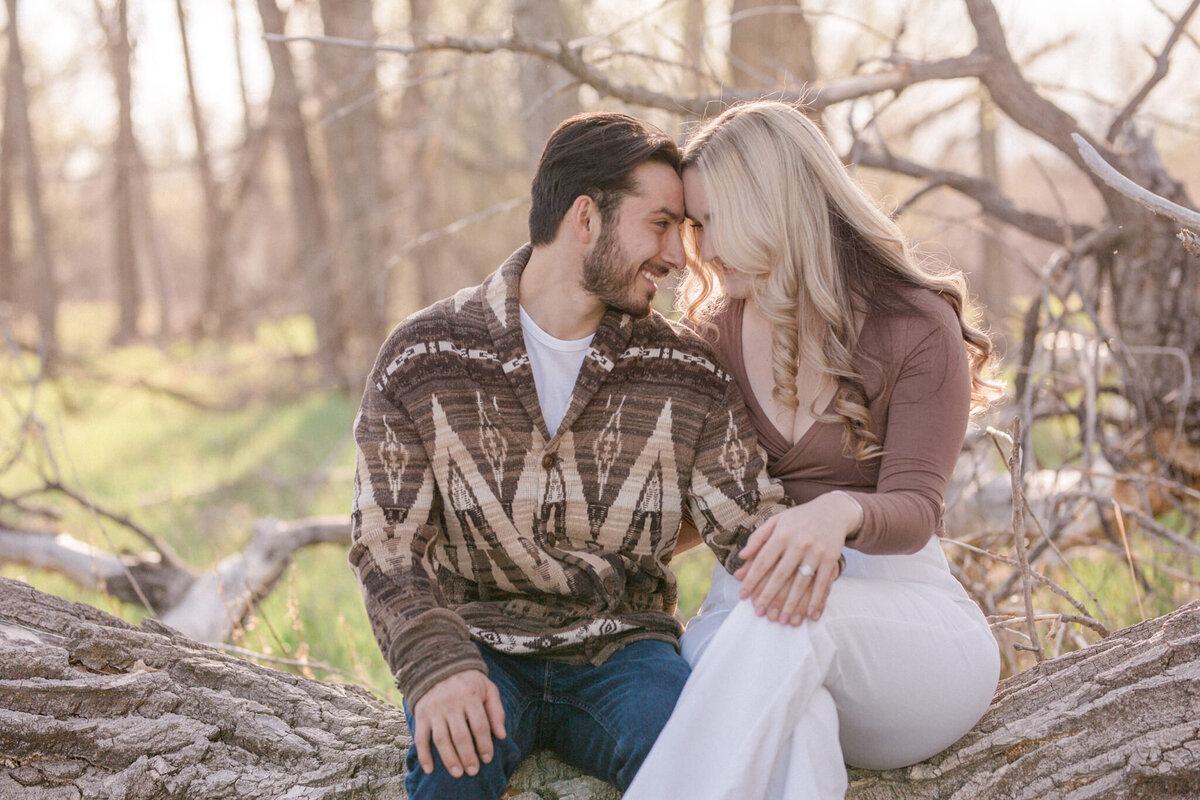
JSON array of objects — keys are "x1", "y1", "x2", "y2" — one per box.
[{"x1": 662, "y1": 225, "x2": 685, "y2": 270}]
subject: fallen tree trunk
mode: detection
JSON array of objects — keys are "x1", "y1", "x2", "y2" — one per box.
[
  {"x1": 0, "y1": 516, "x2": 348, "y2": 643},
  {"x1": 1, "y1": 577, "x2": 1197, "y2": 799}
]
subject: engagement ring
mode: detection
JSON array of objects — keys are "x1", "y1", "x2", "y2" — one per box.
[{"x1": 797, "y1": 564, "x2": 815, "y2": 577}]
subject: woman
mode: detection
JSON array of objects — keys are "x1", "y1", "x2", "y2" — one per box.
[{"x1": 624, "y1": 102, "x2": 1000, "y2": 799}]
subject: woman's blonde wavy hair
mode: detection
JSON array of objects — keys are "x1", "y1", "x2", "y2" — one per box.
[{"x1": 678, "y1": 101, "x2": 995, "y2": 461}]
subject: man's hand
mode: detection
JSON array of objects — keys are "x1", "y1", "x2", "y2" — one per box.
[{"x1": 411, "y1": 669, "x2": 506, "y2": 778}]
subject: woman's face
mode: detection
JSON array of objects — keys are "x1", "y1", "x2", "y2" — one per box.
[{"x1": 682, "y1": 167, "x2": 752, "y2": 300}]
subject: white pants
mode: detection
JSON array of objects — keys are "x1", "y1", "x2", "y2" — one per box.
[{"x1": 624, "y1": 537, "x2": 999, "y2": 800}]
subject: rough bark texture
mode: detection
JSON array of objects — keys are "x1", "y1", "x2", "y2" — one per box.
[
  {"x1": 1, "y1": 577, "x2": 1197, "y2": 799},
  {"x1": 844, "y1": 599, "x2": 1200, "y2": 800}
]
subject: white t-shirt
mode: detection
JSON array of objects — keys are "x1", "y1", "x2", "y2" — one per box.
[{"x1": 519, "y1": 305, "x2": 594, "y2": 437}]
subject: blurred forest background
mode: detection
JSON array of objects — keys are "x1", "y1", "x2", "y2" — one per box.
[{"x1": 2, "y1": 0, "x2": 1200, "y2": 704}]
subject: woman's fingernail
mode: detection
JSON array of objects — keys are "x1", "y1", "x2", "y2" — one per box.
[
  {"x1": 779, "y1": 614, "x2": 790, "y2": 625},
  {"x1": 756, "y1": 606, "x2": 766, "y2": 616}
]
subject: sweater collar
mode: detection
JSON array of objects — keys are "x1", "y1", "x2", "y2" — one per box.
[{"x1": 484, "y1": 244, "x2": 637, "y2": 443}]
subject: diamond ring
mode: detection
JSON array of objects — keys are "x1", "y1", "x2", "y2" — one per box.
[{"x1": 797, "y1": 563, "x2": 815, "y2": 577}]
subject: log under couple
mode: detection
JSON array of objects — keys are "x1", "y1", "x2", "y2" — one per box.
[{"x1": 349, "y1": 101, "x2": 1000, "y2": 800}]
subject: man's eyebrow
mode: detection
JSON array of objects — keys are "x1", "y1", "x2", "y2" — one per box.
[{"x1": 652, "y1": 206, "x2": 684, "y2": 223}]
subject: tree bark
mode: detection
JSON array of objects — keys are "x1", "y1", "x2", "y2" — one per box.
[{"x1": 1, "y1": 576, "x2": 1197, "y2": 799}]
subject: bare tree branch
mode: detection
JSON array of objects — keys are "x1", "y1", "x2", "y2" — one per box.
[
  {"x1": 962, "y1": 0, "x2": 1125, "y2": 201},
  {"x1": 852, "y1": 144, "x2": 1092, "y2": 244},
  {"x1": 263, "y1": 32, "x2": 993, "y2": 116},
  {"x1": 1072, "y1": 132, "x2": 1200, "y2": 229},
  {"x1": 1106, "y1": 0, "x2": 1200, "y2": 142}
]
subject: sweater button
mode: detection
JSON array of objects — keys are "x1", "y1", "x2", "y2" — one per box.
[{"x1": 542, "y1": 452, "x2": 558, "y2": 469}]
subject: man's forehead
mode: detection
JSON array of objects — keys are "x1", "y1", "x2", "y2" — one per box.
[{"x1": 626, "y1": 162, "x2": 684, "y2": 216}]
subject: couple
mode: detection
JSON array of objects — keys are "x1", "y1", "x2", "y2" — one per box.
[{"x1": 349, "y1": 101, "x2": 1000, "y2": 800}]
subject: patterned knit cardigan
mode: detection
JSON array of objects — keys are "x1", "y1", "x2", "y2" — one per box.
[{"x1": 350, "y1": 245, "x2": 789, "y2": 706}]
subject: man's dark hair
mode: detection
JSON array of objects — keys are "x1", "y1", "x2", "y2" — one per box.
[{"x1": 528, "y1": 112, "x2": 682, "y2": 246}]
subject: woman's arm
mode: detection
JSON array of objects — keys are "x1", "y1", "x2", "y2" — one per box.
[{"x1": 843, "y1": 304, "x2": 971, "y2": 555}]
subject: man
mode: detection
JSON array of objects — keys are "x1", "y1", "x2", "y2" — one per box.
[{"x1": 350, "y1": 112, "x2": 791, "y2": 799}]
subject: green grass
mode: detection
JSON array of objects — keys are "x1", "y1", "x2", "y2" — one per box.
[{"x1": 2, "y1": 307, "x2": 382, "y2": 692}]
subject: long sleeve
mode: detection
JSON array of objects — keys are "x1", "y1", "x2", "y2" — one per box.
[
  {"x1": 688, "y1": 378, "x2": 791, "y2": 570},
  {"x1": 846, "y1": 308, "x2": 971, "y2": 555},
  {"x1": 349, "y1": 373, "x2": 487, "y2": 707}
]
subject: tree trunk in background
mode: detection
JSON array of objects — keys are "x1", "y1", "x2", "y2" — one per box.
[
  {"x1": 0, "y1": 32, "x2": 16, "y2": 309},
  {"x1": 99, "y1": 0, "x2": 142, "y2": 344},
  {"x1": 683, "y1": 0, "x2": 706, "y2": 95},
  {"x1": 317, "y1": 0, "x2": 385, "y2": 389},
  {"x1": 512, "y1": 0, "x2": 581, "y2": 165},
  {"x1": 174, "y1": 0, "x2": 232, "y2": 338},
  {"x1": 402, "y1": 0, "x2": 447, "y2": 310},
  {"x1": 729, "y1": 0, "x2": 817, "y2": 90},
  {"x1": 134, "y1": 146, "x2": 172, "y2": 343},
  {"x1": 256, "y1": 0, "x2": 340, "y2": 383},
  {"x1": 4, "y1": 0, "x2": 58, "y2": 369},
  {"x1": 976, "y1": 93, "x2": 1008, "y2": 330},
  {"x1": 229, "y1": 0, "x2": 253, "y2": 143}
]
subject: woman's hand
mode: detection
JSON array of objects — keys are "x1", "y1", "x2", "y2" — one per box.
[{"x1": 734, "y1": 492, "x2": 862, "y2": 625}]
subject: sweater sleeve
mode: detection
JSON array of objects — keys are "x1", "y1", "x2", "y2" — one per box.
[
  {"x1": 348, "y1": 366, "x2": 488, "y2": 708},
  {"x1": 845, "y1": 307, "x2": 971, "y2": 555},
  {"x1": 688, "y1": 378, "x2": 791, "y2": 571}
]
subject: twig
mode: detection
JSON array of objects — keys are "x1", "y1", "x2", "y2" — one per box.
[
  {"x1": 995, "y1": 419, "x2": 1043, "y2": 660},
  {"x1": 941, "y1": 538, "x2": 1107, "y2": 632},
  {"x1": 1111, "y1": 501, "x2": 1146, "y2": 620},
  {"x1": 988, "y1": 612, "x2": 1110, "y2": 639}
]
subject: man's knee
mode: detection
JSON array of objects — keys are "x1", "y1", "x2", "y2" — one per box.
[{"x1": 597, "y1": 641, "x2": 691, "y2": 785}]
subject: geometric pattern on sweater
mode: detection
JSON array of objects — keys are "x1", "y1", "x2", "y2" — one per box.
[{"x1": 349, "y1": 244, "x2": 790, "y2": 706}]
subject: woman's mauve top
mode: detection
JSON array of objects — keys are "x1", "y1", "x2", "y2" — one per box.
[{"x1": 702, "y1": 286, "x2": 971, "y2": 555}]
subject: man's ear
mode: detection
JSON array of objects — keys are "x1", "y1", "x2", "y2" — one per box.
[{"x1": 565, "y1": 194, "x2": 601, "y2": 245}]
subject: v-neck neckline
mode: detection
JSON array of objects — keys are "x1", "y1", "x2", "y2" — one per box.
[{"x1": 728, "y1": 298, "x2": 836, "y2": 458}]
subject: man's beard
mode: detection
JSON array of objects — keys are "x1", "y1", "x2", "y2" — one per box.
[{"x1": 581, "y1": 225, "x2": 656, "y2": 319}]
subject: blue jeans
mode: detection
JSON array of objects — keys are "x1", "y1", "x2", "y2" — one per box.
[{"x1": 403, "y1": 639, "x2": 690, "y2": 800}]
